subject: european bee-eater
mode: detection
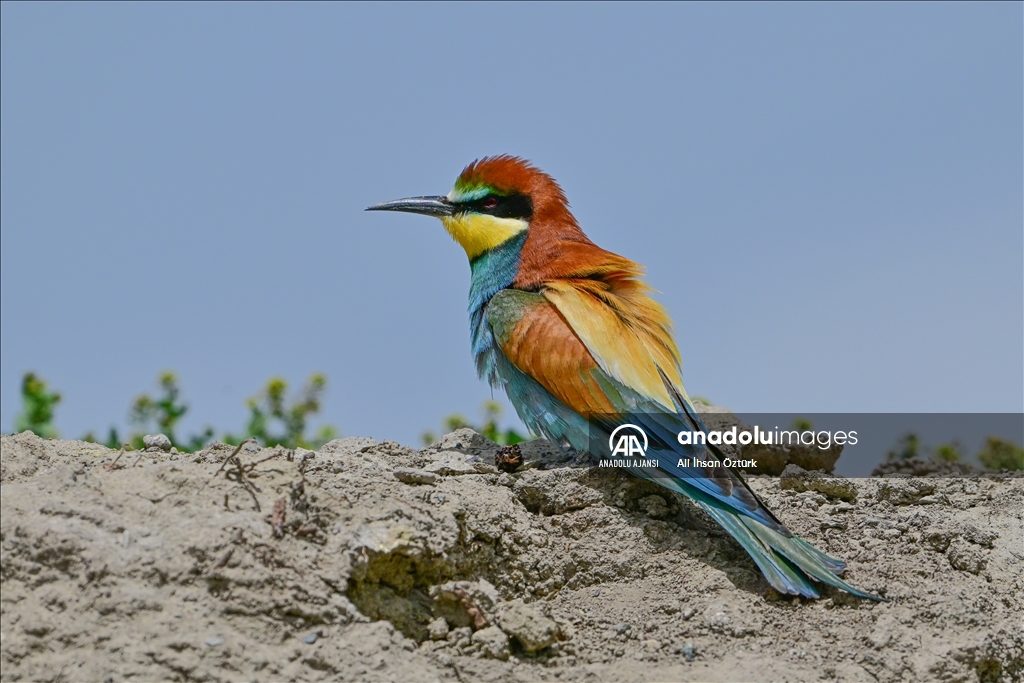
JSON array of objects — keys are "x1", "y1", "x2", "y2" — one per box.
[{"x1": 368, "y1": 155, "x2": 879, "y2": 600}]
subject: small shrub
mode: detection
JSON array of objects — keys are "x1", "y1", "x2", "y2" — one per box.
[
  {"x1": 14, "y1": 372, "x2": 61, "y2": 439},
  {"x1": 422, "y1": 400, "x2": 527, "y2": 446},
  {"x1": 977, "y1": 436, "x2": 1024, "y2": 471},
  {"x1": 226, "y1": 373, "x2": 337, "y2": 449},
  {"x1": 932, "y1": 441, "x2": 964, "y2": 463},
  {"x1": 886, "y1": 432, "x2": 921, "y2": 461}
]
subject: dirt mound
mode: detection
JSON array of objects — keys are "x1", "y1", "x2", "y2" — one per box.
[{"x1": 2, "y1": 430, "x2": 1021, "y2": 682}]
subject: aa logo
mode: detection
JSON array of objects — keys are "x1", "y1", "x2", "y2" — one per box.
[{"x1": 608, "y1": 424, "x2": 648, "y2": 458}]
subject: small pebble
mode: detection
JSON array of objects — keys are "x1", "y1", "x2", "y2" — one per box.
[
  {"x1": 204, "y1": 636, "x2": 224, "y2": 647},
  {"x1": 427, "y1": 617, "x2": 449, "y2": 641},
  {"x1": 143, "y1": 434, "x2": 172, "y2": 451},
  {"x1": 301, "y1": 630, "x2": 322, "y2": 644},
  {"x1": 393, "y1": 468, "x2": 439, "y2": 485}
]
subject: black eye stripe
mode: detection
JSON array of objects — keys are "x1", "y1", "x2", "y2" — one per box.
[{"x1": 459, "y1": 193, "x2": 533, "y2": 220}]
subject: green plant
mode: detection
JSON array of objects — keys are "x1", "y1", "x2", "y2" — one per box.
[
  {"x1": 13, "y1": 372, "x2": 61, "y2": 439},
  {"x1": 885, "y1": 432, "x2": 1022, "y2": 471},
  {"x1": 128, "y1": 371, "x2": 191, "y2": 448},
  {"x1": 227, "y1": 373, "x2": 338, "y2": 449},
  {"x1": 932, "y1": 441, "x2": 964, "y2": 463},
  {"x1": 977, "y1": 436, "x2": 1024, "y2": 471},
  {"x1": 13, "y1": 369, "x2": 339, "y2": 451},
  {"x1": 121, "y1": 372, "x2": 216, "y2": 451},
  {"x1": 886, "y1": 432, "x2": 921, "y2": 461},
  {"x1": 790, "y1": 418, "x2": 814, "y2": 432},
  {"x1": 422, "y1": 400, "x2": 527, "y2": 446}
]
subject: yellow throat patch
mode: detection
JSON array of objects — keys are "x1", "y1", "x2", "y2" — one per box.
[{"x1": 441, "y1": 213, "x2": 528, "y2": 260}]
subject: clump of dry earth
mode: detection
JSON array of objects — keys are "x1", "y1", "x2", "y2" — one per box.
[{"x1": 1, "y1": 430, "x2": 1021, "y2": 682}]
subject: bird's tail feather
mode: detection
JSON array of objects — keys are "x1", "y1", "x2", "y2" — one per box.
[
  {"x1": 700, "y1": 501, "x2": 883, "y2": 601},
  {"x1": 626, "y1": 463, "x2": 882, "y2": 600}
]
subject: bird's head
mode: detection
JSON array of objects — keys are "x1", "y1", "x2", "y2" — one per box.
[{"x1": 367, "y1": 155, "x2": 581, "y2": 260}]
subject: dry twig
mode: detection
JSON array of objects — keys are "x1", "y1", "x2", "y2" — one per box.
[
  {"x1": 201, "y1": 439, "x2": 255, "y2": 490},
  {"x1": 198, "y1": 439, "x2": 262, "y2": 510},
  {"x1": 229, "y1": 454, "x2": 262, "y2": 512},
  {"x1": 103, "y1": 445, "x2": 127, "y2": 471},
  {"x1": 241, "y1": 447, "x2": 286, "y2": 473}
]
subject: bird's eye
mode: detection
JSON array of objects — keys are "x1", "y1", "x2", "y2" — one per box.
[{"x1": 482, "y1": 196, "x2": 498, "y2": 209}]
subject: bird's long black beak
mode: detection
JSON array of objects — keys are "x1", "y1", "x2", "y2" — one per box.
[{"x1": 365, "y1": 195, "x2": 455, "y2": 217}]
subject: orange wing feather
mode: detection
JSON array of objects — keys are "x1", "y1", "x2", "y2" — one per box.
[
  {"x1": 489, "y1": 269, "x2": 685, "y2": 416},
  {"x1": 543, "y1": 278, "x2": 684, "y2": 411},
  {"x1": 496, "y1": 292, "x2": 616, "y2": 416}
]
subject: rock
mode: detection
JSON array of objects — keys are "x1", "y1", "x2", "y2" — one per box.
[
  {"x1": 513, "y1": 468, "x2": 604, "y2": 515},
  {"x1": 427, "y1": 617, "x2": 449, "y2": 641},
  {"x1": 947, "y1": 539, "x2": 986, "y2": 574},
  {"x1": 393, "y1": 468, "x2": 438, "y2": 485},
  {"x1": 301, "y1": 630, "x2": 322, "y2": 644},
  {"x1": 204, "y1": 636, "x2": 224, "y2": 647},
  {"x1": 423, "y1": 452, "x2": 498, "y2": 476},
  {"x1": 876, "y1": 480, "x2": 938, "y2": 505},
  {"x1": 870, "y1": 458, "x2": 978, "y2": 477},
  {"x1": 425, "y1": 428, "x2": 498, "y2": 455},
  {"x1": 703, "y1": 601, "x2": 762, "y2": 637},
  {"x1": 142, "y1": 434, "x2": 172, "y2": 451},
  {"x1": 2, "y1": 430, "x2": 1021, "y2": 683},
  {"x1": 779, "y1": 464, "x2": 858, "y2": 501},
  {"x1": 446, "y1": 626, "x2": 472, "y2": 648},
  {"x1": 638, "y1": 494, "x2": 670, "y2": 518},
  {"x1": 430, "y1": 580, "x2": 500, "y2": 629},
  {"x1": 471, "y1": 626, "x2": 511, "y2": 660},
  {"x1": 924, "y1": 530, "x2": 954, "y2": 552},
  {"x1": 499, "y1": 602, "x2": 560, "y2": 653},
  {"x1": 962, "y1": 525, "x2": 998, "y2": 548},
  {"x1": 319, "y1": 436, "x2": 378, "y2": 456},
  {"x1": 742, "y1": 441, "x2": 843, "y2": 476},
  {"x1": 691, "y1": 408, "x2": 843, "y2": 475},
  {"x1": 515, "y1": 438, "x2": 586, "y2": 468}
]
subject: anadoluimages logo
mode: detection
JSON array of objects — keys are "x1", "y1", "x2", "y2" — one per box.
[{"x1": 608, "y1": 424, "x2": 648, "y2": 458}]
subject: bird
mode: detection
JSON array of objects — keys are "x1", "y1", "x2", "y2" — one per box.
[{"x1": 367, "y1": 155, "x2": 880, "y2": 600}]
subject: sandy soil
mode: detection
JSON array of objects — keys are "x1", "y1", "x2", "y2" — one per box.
[{"x1": 1, "y1": 430, "x2": 1021, "y2": 682}]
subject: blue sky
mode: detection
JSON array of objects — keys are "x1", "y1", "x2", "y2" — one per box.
[{"x1": 2, "y1": 2, "x2": 1021, "y2": 448}]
